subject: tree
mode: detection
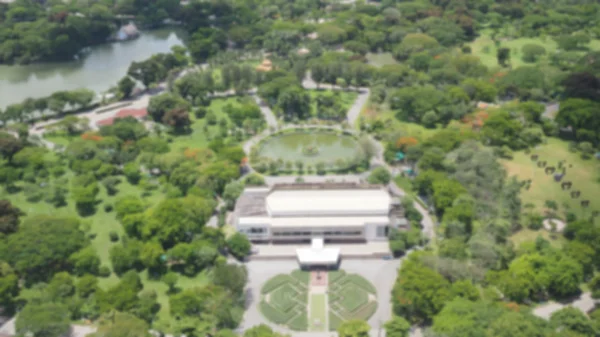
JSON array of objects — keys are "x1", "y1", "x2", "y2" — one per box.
[
  {"x1": 277, "y1": 86, "x2": 311, "y2": 120},
  {"x1": 118, "y1": 76, "x2": 136, "y2": 98},
  {"x1": 550, "y1": 307, "x2": 597, "y2": 336},
  {"x1": 124, "y1": 162, "x2": 142, "y2": 185},
  {"x1": 109, "y1": 241, "x2": 142, "y2": 275},
  {"x1": 139, "y1": 241, "x2": 165, "y2": 271},
  {"x1": 16, "y1": 303, "x2": 70, "y2": 337},
  {"x1": 90, "y1": 312, "x2": 151, "y2": 337},
  {"x1": 76, "y1": 274, "x2": 99, "y2": 298},
  {"x1": 393, "y1": 33, "x2": 440, "y2": 61},
  {"x1": 1, "y1": 216, "x2": 86, "y2": 284},
  {"x1": 69, "y1": 246, "x2": 101, "y2": 276},
  {"x1": 555, "y1": 34, "x2": 591, "y2": 51},
  {"x1": 162, "y1": 272, "x2": 179, "y2": 293},
  {"x1": 147, "y1": 93, "x2": 190, "y2": 123},
  {"x1": 115, "y1": 195, "x2": 145, "y2": 220},
  {"x1": 392, "y1": 254, "x2": 450, "y2": 323},
  {"x1": 338, "y1": 320, "x2": 370, "y2": 337},
  {"x1": 497, "y1": 47, "x2": 511, "y2": 67},
  {"x1": 0, "y1": 133, "x2": 23, "y2": 162},
  {"x1": 432, "y1": 298, "x2": 504, "y2": 337},
  {"x1": 0, "y1": 200, "x2": 23, "y2": 234},
  {"x1": 367, "y1": 167, "x2": 391, "y2": 185},
  {"x1": 385, "y1": 316, "x2": 411, "y2": 337},
  {"x1": 562, "y1": 72, "x2": 600, "y2": 102},
  {"x1": 162, "y1": 108, "x2": 191, "y2": 133},
  {"x1": 223, "y1": 180, "x2": 245, "y2": 210},
  {"x1": 487, "y1": 311, "x2": 549, "y2": 337},
  {"x1": 227, "y1": 233, "x2": 251, "y2": 259},
  {"x1": 0, "y1": 262, "x2": 19, "y2": 312},
  {"x1": 521, "y1": 44, "x2": 546, "y2": 63},
  {"x1": 142, "y1": 198, "x2": 207, "y2": 248},
  {"x1": 212, "y1": 263, "x2": 248, "y2": 300},
  {"x1": 555, "y1": 98, "x2": 600, "y2": 142},
  {"x1": 432, "y1": 179, "x2": 467, "y2": 216}
]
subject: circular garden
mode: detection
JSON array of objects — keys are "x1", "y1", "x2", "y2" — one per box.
[
  {"x1": 259, "y1": 269, "x2": 377, "y2": 332},
  {"x1": 251, "y1": 128, "x2": 362, "y2": 174}
]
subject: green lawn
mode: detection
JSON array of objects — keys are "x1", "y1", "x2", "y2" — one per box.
[
  {"x1": 168, "y1": 97, "x2": 248, "y2": 151},
  {"x1": 360, "y1": 104, "x2": 438, "y2": 139},
  {"x1": 308, "y1": 90, "x2": 358, "y2": 118},
  {"x1": 500, "y1": 138, "x2": 600, "y2": 218},
  {"x1": 366, "y1": 52, "x2": 397, "y2": 67},
  {"x1": 310, "y1": 294, "x2": 327, "y2": 332},
  {"x1": 468, "y1": 29, "x2": 600, "y2": 69},
  {"x1": 510, "y1": 228, "x2": 565, "y2": 249}
]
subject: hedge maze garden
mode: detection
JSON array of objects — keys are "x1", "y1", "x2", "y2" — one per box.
[
  {"x1": 259, "y1": 270, "x2": 309, "y2": 331},
  {"x1": 327, "y1": 270, "x2": 378, "y2": 331},
  {"x1": 259, "y1": 269, "x2": 377, "y2": 332}
]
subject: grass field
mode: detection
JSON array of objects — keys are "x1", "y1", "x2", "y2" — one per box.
[
  {"x1": 310, "y1": 294, "x2": 327, "y2": 332},
  {"x1": 510, "y1": 228, "x2": 565, "y2": 249},
  {"x1": 167, "y1": 97, "x2": 251, "y2": 150},
  {"x1": 366, "y1": 52, "x2": 397, "y2": 67},
  {"x1": 308, "y1": 90, "x2": 358, "y2": 119},
  {"x1": 360, "y1": 104, "x2": 437, "y2": 139},
  {"x1": 500, "y1": 138, "x2": 600, "y2": 218},
  {"x1": 468, "y1": 30, "x2": 600, "y2": 69}
]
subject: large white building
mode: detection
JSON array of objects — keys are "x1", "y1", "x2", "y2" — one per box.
[{"x1": 234, "y1": 183, "x2": 407, "y2": 244}]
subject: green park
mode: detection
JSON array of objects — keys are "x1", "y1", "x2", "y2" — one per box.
[{"x1": 0, "y1": 1, "x2": 600, "y2": 337}]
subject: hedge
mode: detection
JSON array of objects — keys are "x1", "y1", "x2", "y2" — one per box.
[
  {"x1": 259, "y1": 300, "x2": 298, "y2": 324},
  {"x1": 270, "y1": 284, "x2": 300, "y2": 313},
  {"x1": 261, "y1": 274, "x2": 293, "y2": 294},
  {"x1": 338, "y1": 284, "x2": 369, "y2": 313},
  {"x1": 329, "y1": 312, "x2": 344, "y2": 331},
  {"x1": 288, "y1": 312, "x2": 308, "y2": 331},
  {"x1": 328, "y1": 270, "x2": 346, "y2": 284},
  {"x1": 291, "y1": 269, "x2": 310, "y2": 286},
  {"x1": 348, "y1": 301, "x2": 378, "y2": 321},
  {"x1": 346, "y1": 275, "x2": 377, "y2": 294}
]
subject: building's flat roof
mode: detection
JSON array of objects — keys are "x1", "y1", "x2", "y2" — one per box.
[
  {"x1": 266, "y1": 188, "x2": 390, "y2": 215},
  {"x1": 238, "y1": 215, "x2": 389, "y2": 228}
]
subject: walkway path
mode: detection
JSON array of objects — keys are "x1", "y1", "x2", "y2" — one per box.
[{"x1": 533, "y1": 292, "x2": 597, "y2": 320}]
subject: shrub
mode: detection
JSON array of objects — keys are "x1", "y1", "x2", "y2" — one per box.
[
  {"x1": 262, "y1": 275, "x2": 293, "y2": 294},
  {"x1": 259, "y1": 301, "x2": 298, "y2": 324},
  {"x1": 521, "y1": 44, "x2": 546, "y2": 63},
  {"x1": 288, "y1": 312, "x2": 308, "y2": 331},
  {"x1": 527, "y1": 213, "x2": 544, "y2": 230},
  {"x1": 109, "y1": 231, "x2": 119, "y2": 242},
  {"x1": 104, "y1": 203, "x2": 113, "y2": 213},
  {"x1": 194, "y1": 107, "x2": 208, "y2": 118},
  {"x1": 98, "y1": 266, "x2": 111, "y2": 277}
]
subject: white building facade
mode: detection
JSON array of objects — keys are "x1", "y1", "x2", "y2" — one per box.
[{"x1": 234, "y1": 183, "x2": 406, "y2": 243}]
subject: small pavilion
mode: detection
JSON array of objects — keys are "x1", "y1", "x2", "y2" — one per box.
[{"x1": 296, "y1": 238, "x2": 340, "y2": 270}]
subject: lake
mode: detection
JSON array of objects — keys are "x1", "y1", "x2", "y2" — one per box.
[{"x1": 0, "y1": 28, "x2": 185, "y2": 109}]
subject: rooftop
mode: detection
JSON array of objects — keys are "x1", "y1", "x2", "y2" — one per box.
[
  {"x1": 96, "y1": 108, "x2": 148, "y2": 127},
  {"x1": 266, "y1": 187, "x2": 390, "y2": 216},
  {"x1": 236, "y1": 183, "x2": 391, "y2": 218}
]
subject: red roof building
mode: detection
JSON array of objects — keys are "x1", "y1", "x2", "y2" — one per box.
[{"x1": 96, "y1": 108, "x2": 148, "y2": 127}]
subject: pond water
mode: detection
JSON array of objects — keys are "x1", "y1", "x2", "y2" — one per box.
[
  {"x1": 0, "y1": 28, "x2": 185, "y2": 109},
  {"x1": 256, "y1": 130, "x2": 360, "y2": 166}
]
